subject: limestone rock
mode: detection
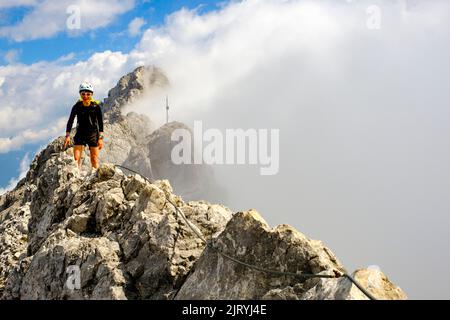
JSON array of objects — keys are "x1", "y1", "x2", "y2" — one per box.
[
  {"x1": 0, "y1": 145, "x2": 406, "y2": 299},
  {"x1": 91, "y1": 65, "x2": 223, "y2": 203},
  {"x1": 102, "y1": 65, "x2": 168, "y2": 123},
  {"x1": 298, "y1": 268, "x2": 407, "y2": 300},
  {"x1": 0, "y1": 146, "x2": 232, "y2": 299},
  {"x1": 148, "y1": 121, "x2": 227, "y2": 202},
  {"x1": 175, "y1": 210, "x2": 345, "y2": 299},
  {"x1": 19, "y1": 231, "x2": 126, "y2": 300},
  {"x1": 0, "y1": 199, "x2": 30, "y2": 297}
]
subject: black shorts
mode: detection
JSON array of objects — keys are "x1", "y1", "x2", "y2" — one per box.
[{"x1": 74, "y1": 131, "x2": 99, "y2": 147}]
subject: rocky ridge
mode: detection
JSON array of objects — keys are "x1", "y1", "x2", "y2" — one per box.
[
  {"x1": 0, "y1": 66, "x2": 407, "y2": 300},
  {"x1": 0, "y1": 138, "x2": 406, "y2": 299}
]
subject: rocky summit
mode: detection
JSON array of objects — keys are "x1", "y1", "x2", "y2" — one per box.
[{"x1": 0, "y1": 66, "x2": 407, "y2": 300}]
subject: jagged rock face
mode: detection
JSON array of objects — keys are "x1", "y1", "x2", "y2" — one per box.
[
  {"x1": 91, "y1": 65, "x2": 223, "y2": 202},
  {"x1": 299, "y1": 268, "x2": 407, "y2": 300},
  {"x1": 19, "y1": 234, "x2": 127, "y2": 300},
  {"x1": 98, "y1": 112, "x2": 154, "y2": 179},
  {"x1": 0, "y1": 138, "x2": 233, "y2": 299},
  {"x1": 0, "y1": 139, "x2": 407, "y2": 299},
  {"x1": 175, "y1": 210, "x2": 406, "y2": 300},
  {"x1": 102, "y1": 65, "x2": 169, "y2": 124},
  {"x1": 175, "y1": 210, "x2": 344, "y2": 299},
  {"x1": 0, "y1": 187, "x2": 29, "y2": 297},
  {"x1": 148, "y1": 121, "x2": 227, "y2": 202},
  {"x1": 93, "y1": 66, "x2": 165, "y2": 178}
]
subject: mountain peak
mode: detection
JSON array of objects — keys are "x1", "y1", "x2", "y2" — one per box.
[{"x1": 102, "y1": 65, "x2": 169, "y2": 123}]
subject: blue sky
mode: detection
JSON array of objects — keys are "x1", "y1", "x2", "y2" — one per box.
[
  {"x1": 0, "y1": 0, "x2": 226, "y2": 188},
  {"x1": 0, "y1": 0, "x2": 224, "y2": 65}
]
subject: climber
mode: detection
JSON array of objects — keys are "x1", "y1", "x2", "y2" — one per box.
[{"x1": 64, "y1": 82, "x2": 104, "y2": 172}]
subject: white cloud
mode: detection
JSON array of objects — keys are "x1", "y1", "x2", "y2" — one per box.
[
  {"x1": 3, "y1": 49, "x2": 21, "y2": 64},
  {"x1": 0, "y1": 0, "x2": 135, "y2": 41},
  {"x1": 0, "y1": 117, "x2": 67, "y2": 153},
  {"x1": 0, "y1": 105, "x2": 41, "y2": 134},
  {"x1": 0, "y1": 152, "x2": 31, "y2": 195},
  {"x1": 0, "y1": 50, "x2": 130, "y2": 141},
  {"x1": 0, "y1": 0, "x2": 38, "y2": 9},
  {"x1": 128, "y1": 17, "x2": 146, "y2": 37},
  {"x1": 56, "y1": 52, "x2": 76, "y2": 63}
]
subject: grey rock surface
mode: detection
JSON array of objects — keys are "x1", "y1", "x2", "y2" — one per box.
[
  {"x1": 0, "y1": 141, "x2": 407, "y2": 299},
  {"x1": 73, "y1": 64, "x2": 225, "y2": 202},
  {"x1": 175, "y1": 209, "x2": 343, "y2": 299},
  {"x1": 1, "y1": 139, "x2": 232, "y2": 299},
  {"x1": 175, "y1": 210, "x2": 406, "y2": 300},
  {"x1": 95, "y1": 66, "x2": 163, "y2": 179},
  {"x1": 148, "y1": 121, "x2": 227, "y2": 201}
]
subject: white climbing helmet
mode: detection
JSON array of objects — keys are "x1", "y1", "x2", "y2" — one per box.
[{"x1": 79, "y1": 82, "x2": 94, "y2": 93}]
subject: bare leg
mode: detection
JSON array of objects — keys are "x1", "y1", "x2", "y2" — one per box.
[
  {"x1": 89, "y1": 146, "x2": 100, "y2": 169},
  {"x1": 74, "y1": 145, "x2": 84, "y2": 172}
]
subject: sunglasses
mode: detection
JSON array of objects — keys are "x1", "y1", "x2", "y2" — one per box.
[{"x1": 80, "y1": 92, "x2": 92, "y2": 96}]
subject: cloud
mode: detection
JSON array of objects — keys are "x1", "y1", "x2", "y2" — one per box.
[
  {"x1": 56, "y1": 52, "x2": 76, "y2": 63},
  {"x1": 126, "y1": 0, "x2": 450, "y2": 299},
  {"x1": 0, "y1": 0, "x2": 38, "y2": 9},
  {"x1": 0, "y1": 50, "x2": 131, "y2": 143},
  {"x1": 0, "y1": 0, "x2": 135, "y2": 41},
  {"x1": 0, "y1": 105, "x2": 41, "y2": 135},
  {"x1": 3, "y1": 49, "x2": 21, "y2": 64},
  {"x1": 0, "y1": 152, "x2": 31, "y2": 195},
  {"x1": 0, "y1": 117, "x2": 67, "y2": 153},
  {"x1": 128, "y1": 17, "x2": 146, "y2": 37}
]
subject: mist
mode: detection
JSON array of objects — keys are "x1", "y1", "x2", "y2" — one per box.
[{"x1": 120, "y1": 0, "x2": 450, "y2": 298}]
